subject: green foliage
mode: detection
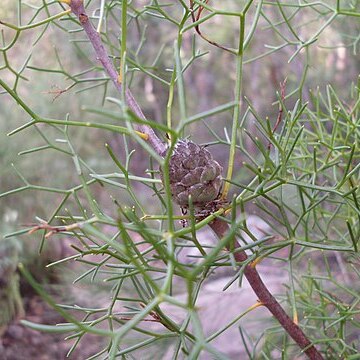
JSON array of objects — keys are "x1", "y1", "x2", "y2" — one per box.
[
  {"x1": 0, "y1": 237, "x2": 24, "y2": 332},
  {"x1": 0, "y1": 0, "x2": 359, "y2": 358}
]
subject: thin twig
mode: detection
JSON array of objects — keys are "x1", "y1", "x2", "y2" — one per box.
[
  {"x1": 189, "y1": 0, "x2": 234, "y2": 54},
  {"x1": 68, "y1": 0, "x2": 166, "y2": 156},
  {"x1": 28, "y1": 221, "x2": 82, "y2": 238}
]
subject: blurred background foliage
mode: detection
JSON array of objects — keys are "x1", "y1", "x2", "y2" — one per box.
[
  {"x1": 1, "y1": 0, "x2": 359, "y2": 229},
  {"x1": 0, "y1": 0, "x2": 359, "y2": 358}
]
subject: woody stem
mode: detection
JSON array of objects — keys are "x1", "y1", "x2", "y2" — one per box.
[
  {"x1": 68, "y1": 0, "x2": 166, "y2": 156},
  {"x1": 209, "y1": 218, "x2": 323, "y2": 360},
  {"x1": 67, "y1": 1, "x2": 323, "y2": 358}
]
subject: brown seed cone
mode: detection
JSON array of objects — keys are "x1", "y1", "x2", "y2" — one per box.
[{"x1": 161, "y1": 140, "x2": 223, "y2": 208}]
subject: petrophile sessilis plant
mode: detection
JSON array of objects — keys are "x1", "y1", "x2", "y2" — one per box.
[{"x1": 0, "y1": 1, "x2": 359, "y2": 359}]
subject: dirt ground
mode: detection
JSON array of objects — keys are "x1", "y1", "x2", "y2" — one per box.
[{"x1": 1, "y1": 293, "x2": 103, "y2": 360}]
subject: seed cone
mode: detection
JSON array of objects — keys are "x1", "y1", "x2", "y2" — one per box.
[{"x1": 161, "y1": 140, "x2": 223, "y2": 208}]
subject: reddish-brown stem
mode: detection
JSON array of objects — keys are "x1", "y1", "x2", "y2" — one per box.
[
  {"x1": 67, "y1": 1, "x2": 322, "y2": 358},
  {"x1": 209, "y1": 218, "x2": 323, "y2": 360},
  {"x1": 69, "y1": 0, "x2": 166, "y2": 156},
  {"x1": 189, "y1": 0, "x2": 234, "y2": 54}
]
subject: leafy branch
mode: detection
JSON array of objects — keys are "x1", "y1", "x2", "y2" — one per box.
[
  {"x1": 0, "y1": 0, "x2": 359, "y2": 359},
  {"x1": 60, "y1": 0, "x2": 323, "y2": 358}
]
